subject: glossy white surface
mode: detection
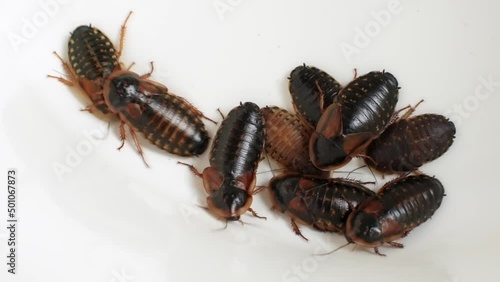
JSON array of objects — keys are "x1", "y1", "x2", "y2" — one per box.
[{"x1": 1, "y1": 0, "x2": 499, "y2": 281}]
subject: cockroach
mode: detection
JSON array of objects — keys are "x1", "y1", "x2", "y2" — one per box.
[
  {"x1": 344, "y1": 174, "x2": 445, "y2": 256},
  {"x1": 179, "y1": 102, "x2": 266, "y2": 221},
  {"x1": 103, "y1": 70, "x2": 211, "y2": 160},
  {"x1": 49, "y1": 11, "x2": 133, "y2": 115},
  {"x1": 289, "y1": 64, "x2": 342, "y2": 128},
  {"x1": 365, "y1": 102, "x2": 456, "y2": 173},
  {"x1": 50, "y1": 12, "x2": 212, "y2": 165},
  {"x1": 269, "y1": 173, "x2": 375, "y2": 240},
  {"x1": 261, "y1": 106, "x2": 329, "y2": 177},
  {"x1": 309, "y1": 71, "x2": 399, "y2": 171}
]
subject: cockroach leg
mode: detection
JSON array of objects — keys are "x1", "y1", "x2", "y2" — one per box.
[
  {"x1": 117, "y1": 122, "x2": 126, "y2": 150},
  {"x1": 401, "y1": 230, "x2": 411, "y2": 238},
  {"x1": 248, "y1": 208, "x2": 266, "y2": 220},
  {"x1": 177, "y1": 162, "x2": 203, "y2": 178},
  {"x1": 129, "y1": 126, "x2": 149, "y2": 167},
  {"x1": 400, "y1": 99, "x2": 424, "y2": 120},
  {"x1": 392, "y1": 99, "x2": 425, "y2": 122},
  {"x1": 374, "y1": 247, "x2": 386, "y2": 256},
  {"x1": 140, "y1": 61, "x2": 155, "y2": 79},
  {"x1": 80, "y1": 105, "x2": 95, "y2": 113},
  {"x1": 387, "y1": 241, "x2": 404, "y2": 248},
  {"x1": 291, "y1": 219, "x2": 309, "y2": 241},
  {"x1": 49, "y1": 51, "x2": 79, "y2": 86},
  {"x1": 253, "y1": 185, "x2": 266, "y2": 195},
  {"x1": 47, "y1": 75, "x2": 74, "y2": 87}
]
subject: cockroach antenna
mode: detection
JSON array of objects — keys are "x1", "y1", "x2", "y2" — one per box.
[{"x1": 315, "y1": 242, "x2": 352, "y2": 256}]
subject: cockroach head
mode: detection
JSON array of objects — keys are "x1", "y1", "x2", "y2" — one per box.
[
  {"x1": 268, "y1": 175, "x2": 300, "y2": 213},
  {"x1": 310, "y1": 135, "x2": 350, "y2": 170},
  {"x1": 345, "y1": 206, "x2": 383, "y2": 247},
  {"x1": 207, "y1": 186, "x2": 252, "y2": 221}
]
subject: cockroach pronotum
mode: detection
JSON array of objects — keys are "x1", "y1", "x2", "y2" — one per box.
[
  {"x1": 344, "y1": 174, "x2": 445, "y2": 256},
  {"x1": 103, "y1": 70, "x2": 211, "y2": 161},
  {"x1": 49, "y1": 11, "x2": 133, "y2": 115},
  {"x1": 269, "y1": 173, "x2": 375, "y2": 240},
  {"x1": 261, "y1": 106, "x2": 329, "y2": 177},
  {"x1": 365, "y1": 102, "x2": 456, "y2": 173},
  {"x1": 309, "y1": 71, "x2": 399, "y2": 171},
  {"x1": 179, "y1": 102, "x2": 266, "y2": 221},
  {"x1": 289, "y1": 64, "x2": 342, "y2": 128}
]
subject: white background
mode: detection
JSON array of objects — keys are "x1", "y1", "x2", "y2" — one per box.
[{"x1": 1, "y1": 0, "x2": 500, "y2": 281}]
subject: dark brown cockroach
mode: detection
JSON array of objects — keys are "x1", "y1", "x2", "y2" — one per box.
[
  {"x1": 309, "y1": 71, "x2": 399, "y2": 171},
  {"x1": 102, "y1": 70, "x2": 211, "y2": 162},
  {"x1": 179, "y1": 102, "x2": 266, "y2": 221},
  {"x1": 49, "y1": 12, "x2": 133, "y2": 115},
  {"x1": 365, "y1": 106, "x2": 456, "y2": 173},
  {"x1": 344, "y1": 174, "x2": 445, "y2": 256},
  {"x1": 289, "y1": 64, "x2": 342, "y2": 128},
  {"x1": 261, "y1": 106, "x2": 329, "y2": 177},
  {"x1": 269, "y1": 173, "x2": 375, "y2": 240}
]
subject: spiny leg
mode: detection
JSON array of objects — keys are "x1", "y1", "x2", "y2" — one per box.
[
  {"x1": 47, "y1": 74, "x2": 74, "y2": 86},
  {"x1": 248, "y1": 208, "x2": 266, "y2": 220},
  {"x1": 400, "y1": 99, "x2": 424, "y2": 120},
  {"x1": 139, "y1": 61, "x2": 155, "y2": 79},
  {"x1": 393, "y1": 99, "x2": 425, "y2": 122},
  {"x1": 291, "y1": 219, "x2": 308, "y2": 241},
  {"x1": 48, "y1": 51, "x2": 78, "y2": 86},
  {"x1": 117, "y1": 121, "x2": 126, "y2": 150},
  {"x1": 117, "y1": 11, "x2": 133, "y2": 59},
  {"x1": 177, "y1": 162, "x2": 203, "y2": 178},
  {"x1": 129, "y1": 125, "x2": 149, "y2": 167},
  {"x1": 387, "y1": 241, "x2": 404, "y2": 248}
]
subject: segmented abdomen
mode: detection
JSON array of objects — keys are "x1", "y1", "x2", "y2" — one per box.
[
  {"x1": 69, "y1": 25, "x2": 120, "y2": 114},
  {"x1": 124, "y1": 94, "x2": 209, "y2": 156},
  {"x1": 69, "y1": 25, "x2": 119, "y2": 80},
  {"x1": 261, "y1": 106, "x2": 327, "y2": 177},
  {"x1": 337, "y1": 71, "x2": 399, "y2": 135},
  {"x1": 366, "y1": 114, "x2": 456, "y2": 172},
  {"x1": 302, "y1": 179, "x2": 375, "y2": 233},
  {"x1": 210, "y1": 102, "x2": 265, "y2": 178},
  {"x1": 289, "y1": 65, "x2": 341, "y2": 127},
  {"x1": 379, "y1": 175, "x2": 445, "y2": 234}
]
